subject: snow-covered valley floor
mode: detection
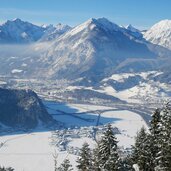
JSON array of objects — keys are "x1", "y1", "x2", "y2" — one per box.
[{"x1": 0, "y1": 102, "x2": 148, "y2": 171}]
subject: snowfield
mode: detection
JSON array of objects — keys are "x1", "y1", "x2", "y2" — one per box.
[
  {"x1": 0, "y1": 132, "x2": 55, "y2": 171},
  {"x1": 0, "y1": 102, "x2": 148, "y2": 171}
]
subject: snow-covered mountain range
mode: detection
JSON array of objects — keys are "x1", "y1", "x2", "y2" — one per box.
[
  {"x1": 0, "y1": 18, "x2": 71, "y2": 43},
  {"x1": 0, "y1": 18, "x2": 45, "y2": 43},
  {"x1": 0, "y1": 17, "x2": 170, "y2": 88},
  {"x1": 0, "y1": 18, "x2": 170, "y2": 82}
]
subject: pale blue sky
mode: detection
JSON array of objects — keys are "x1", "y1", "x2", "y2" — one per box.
[{"x1": 0, "y1": 0, "x2": 171, "y2": 29}]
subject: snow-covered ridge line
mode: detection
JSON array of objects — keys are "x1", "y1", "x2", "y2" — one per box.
[
  {"x1": 0, "y1": 17, "x2": 143, "y2": 44},
  {"x1": 0, "y1": 18, "x2": 71, "y2": 43}
]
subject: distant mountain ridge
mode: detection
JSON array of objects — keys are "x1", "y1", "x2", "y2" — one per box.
[
  {"x1": 0, "y1": 18, "x2": 45, "y2": 43},
  {"x1": 0, "y1": 18, "x2": 71, "y2": 43},
  {"x1": 0, "y1": 18, "x2": 144, "y2": 44}
]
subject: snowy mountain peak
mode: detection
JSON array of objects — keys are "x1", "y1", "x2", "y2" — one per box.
[
  {"x1": 83, "y1": 17, "x2": 96, "y2": 24},
  {"x1": 77, "y1": 18, "x2": 96, "y2": 28},
  {"x1": 66, "y1": 17, "x2": 123, "y2": 38},
  {"x1": 2, "y1": 18, "x2": 22, "y2": 26},
  {"x1": 96, "y1": 17, "x2": 122, "y2": 31},
  {"x1": 12, "y1": 18, "x2": 22, "y2": 22},
  {"x1": 146, "y1": 19, "x2": 171, "y2": 33},
  {"x1": 125, "y1": 24, "x2": 142, "y2": 38},
  {"x1": 155, "y1": 19, "x2": 171, "y2": 28},
  {"x1": 4, "y1": 18, "x2": 29, "y2": 26},
  {"x1": 126, "y1": 24, "x2": 140, "y2": 33},
  {"x1": 82, "y1": 17, "x2": 122, "y2": 31},
  {"x1": 144, "y1": 19, "x2": 171, "y2": 50},
  {"x1": 91, "y1": 17, "x2": 121, "y2": 31}
]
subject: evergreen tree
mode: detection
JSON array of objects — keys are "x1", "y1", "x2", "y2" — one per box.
[
  {"x1": 105, "y1": 145, "x2": 121, "y2": 171},
  {"x1": 150, "y1": 108, "x2": 161, "y2": 136},
  {"x1": 130, "y1": 103, "x2": 171, "y2": 171},
  {"x1": 57, "y1": 159, "x2": 73, "y2": 171},
  {"x1": 92, "y1": 147, "x2": 101, "y2": 171},
  {"x1": 120, "y1": 156, "x2": 134, "y2": 171},
  {"x1": 53, "y1": 151, "x2": 58, "y2": 171},
  {"x1": 149, "y1": 108, "x2": 161, "y2": 170},
  {"x1": 77, "y1": 142, "x2": 93, "y2": 171},
  {"x1": 155, "y1": 103, "x2": 171, "y2": 171},
  {"x1": 131, "y1": 127, "x2": 152, "y2": 171},
  {"x1": 98, "y1": 124, "x2": 121, "y2": 170},
  {"x1": 0, "y1": 167, "x2": 14, "y2": 171}
]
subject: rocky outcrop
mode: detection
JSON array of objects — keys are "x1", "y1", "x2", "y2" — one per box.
[{"x1": 0, "y1": 88, "x2": 53, "y2": 128}]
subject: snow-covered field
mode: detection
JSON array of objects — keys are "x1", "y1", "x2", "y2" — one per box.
[{"x1": 0, "y1": 102, "x2": 148, "y2": 171}]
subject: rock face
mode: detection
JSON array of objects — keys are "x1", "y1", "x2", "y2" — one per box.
[{"x1": 0, "y1": 88, "x2": 53, "y2": 128}]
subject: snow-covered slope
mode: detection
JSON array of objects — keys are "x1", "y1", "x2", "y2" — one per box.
[
  {"x1": 0, "y1": 18, "x2": 45, "y2": 43},
  {"x1": 144, "y1": 20, "x2": 171, "y2": 50}
]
